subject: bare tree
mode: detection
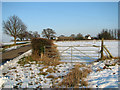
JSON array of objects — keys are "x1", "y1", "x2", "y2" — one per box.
[
  {"x1": 3, "y1": 15, "x2": 26, "y2": 44},
  {"x1": 17, "y1": 24, "x2": 27, "y2": 41},
  {"x1": 76, "y1": 33, "x2": 83, "y2": 40},
  {"x1": 42, "y1": 28, "x2": 56, "y2": 39},
  {"x1": 24, "y1": 31, "x2": 33, "y2": 40},
  {"x1": 33, "y1": 31, "x2": 40, "y2": 38}
]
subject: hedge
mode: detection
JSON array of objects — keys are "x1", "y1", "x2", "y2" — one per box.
[{"x1": 31, "y1": 38, "x2": 60, "y2": 60}]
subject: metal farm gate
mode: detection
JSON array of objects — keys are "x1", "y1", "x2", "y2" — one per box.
[
  {"x1": 44, "y1": 45, "x2": 101, "y2": 63},
  {"x1": 43, "y1": 39, "x2": 114, "y2": 63}
]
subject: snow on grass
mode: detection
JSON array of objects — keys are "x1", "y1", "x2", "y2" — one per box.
[
  {"x1": 0, "y1": 40, "x2": 119, "y2": 88},
  {"x1": 86, "y1": 59, "x2": 119, "y2": 88},
  {"x1": 1, "y1": 60, "x2": 74, "y2": 88},
  {"x1": 0, "y1": 50, "x2": 32, "y2": 89}
]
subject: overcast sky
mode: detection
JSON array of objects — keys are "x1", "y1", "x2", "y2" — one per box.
[{"x1": 1, "y1": 1, "x2": 119, "y2": 42}]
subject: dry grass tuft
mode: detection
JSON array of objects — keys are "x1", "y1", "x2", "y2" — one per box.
[
  {"x1": 46, "y1": 75, "x2": 55, "y2": 78},
  {"x1": 39, "y1": 66, "x2": 48, "y2": 72},
  {"x1": 96, "y1": 68, "x2": 103, "y2": 72},
  {"x1": 81, "y1": 79, "x2": 88, "y2": 86},
  {"x1": 46, "y1": 68, "x2": 54, "y2": 73},
  {"x1": 11, "y1": 67, "x2": 16, "y2": 69},
  {"x1": 75, "y1": 63, "x2": 86, "y2": 68},
  {"x1": 38, "y1": 72, "x2": 48, "y2": 76},
  {"x1": 58, "y1": 64, "x2": 91, "y2": 88},
  {"x1": 40, "y1": 56, "x2": 61, "y2": 66}
]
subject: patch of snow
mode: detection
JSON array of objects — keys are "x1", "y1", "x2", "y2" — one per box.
[{"x1": 86, "y1": 59, "x2": 119, "y2": 88}]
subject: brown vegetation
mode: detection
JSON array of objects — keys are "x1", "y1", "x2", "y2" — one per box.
[
  {"x1": 47, "y1": 75, "x2": 55, "y2": 78},
  {"x1": 58, "y1": 64, "x2": 91, "y2": 88},
  {"x1": 31, "y1": 38, "x2": 60, "y2": 66},
  {"x1": 46, "y1": 68, "x2": 54, "y2": 73}
]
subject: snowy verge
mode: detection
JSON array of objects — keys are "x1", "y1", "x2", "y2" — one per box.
[
  {"x1": 0, "y1": 49, "x2": 32, "y2": 88},
  {"x1": 86, "y1": 59, "x2": 119, "y2": 88}
]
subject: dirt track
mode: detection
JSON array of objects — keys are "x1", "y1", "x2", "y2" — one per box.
[{"x1": 0, "y1": 45, "x2": 31, "y2": 64}]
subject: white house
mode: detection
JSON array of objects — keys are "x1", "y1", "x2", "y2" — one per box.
[{"x1": 85, "y1": 35, "x2": 91, "y2": 40}]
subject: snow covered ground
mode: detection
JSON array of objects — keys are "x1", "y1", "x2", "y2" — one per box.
[
  {"x1": 0, "y1": 40, "x2": 119, "y2": 88},
  {"x1": 86, "y1": 59, "x2": 119, "y2": 88},
  {"x1": 0, "y1": 49, "x2": 74, "y2": 88}
]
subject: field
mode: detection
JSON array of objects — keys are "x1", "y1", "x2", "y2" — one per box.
[{"x1": 0, "y1": 40, "x2": 119, "y2": 88}]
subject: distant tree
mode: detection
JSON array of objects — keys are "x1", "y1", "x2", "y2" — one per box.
[
  {"x1": 70, "y1": 34, "x2": 76, "y2": 38},
  {"x1": 114, "y1": 29, "x2": 117, "y2": 39},
  {"x1": 69, "y1": 34, "x2": 75, "y2": 40},
  {"x1": 3, "y1": 15, "x2": 26, "y2": 44},
  {"x1": 97, "y1": 29, "x2": 114, "y2": 40},
  {"x1": 17, "y1": 25, "x2": 27, "y2": 41},
  {"x1": 24, "y1": 31, "x2": 33, "y2": 40},
  {"x1": 75, "y1": 33, "x2": 83, "y2": 40},
  {"x1": 33, "y1": 31, "x2": 40, "y2": 38},
  {"x1": 118, "y1": 29, "x2": 120, "y2": 40},
  {"x1": 59, "y1": 35, "x2": 65, "y2": 37},
  {"x1": 42, "y1": 28, "x2": 56, "y2": 39}
]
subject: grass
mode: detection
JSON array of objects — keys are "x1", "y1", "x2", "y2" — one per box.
[
  {"x1": 18, "y1": 54, "x2": 61, "y2": 67},
  {"x1": 2, "y1": 73, "x2": 7, "y2": 76},
  {"x1": 17, "y1": 56, "x2": 35, "y2": 66},
  {"x1": 46, "y1": 68, "x2": 54, "y2": 73},
  {"x1": 28, "y1": 82, "x2": 33, "y2": 85},
  {"x1": 39, "y1": 66, "x2": 48, "y2": 72},
  {"x1": 47, "y1": 75, "x2": 55, "y2": 78},
  {"x1": 41, "y1": 56, "x2": 61, "y2": 66},
  {"x1": 37, "y1": 72, "x2": 48, "y2": 76},
  {"x1": 11, "y1": 67, "x2": 16, "y2": 69},
  {"x1": 15, "y1": 78, "x2": 21, "y2": 81},
  {"x1": 58, "y1": 64, "x2": 91, "y2": 88}
]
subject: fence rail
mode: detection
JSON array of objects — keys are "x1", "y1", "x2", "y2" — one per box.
[
  {"x1": 43, "y1": 38, "x2": 114, "y2": 63},
  {"x1": 44, "y1": 45, "x2": 100, "y2": 63}
]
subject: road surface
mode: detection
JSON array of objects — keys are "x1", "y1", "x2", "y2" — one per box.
[{"x1": 0, "y1": 45, "x2": 31, "y2": 65}]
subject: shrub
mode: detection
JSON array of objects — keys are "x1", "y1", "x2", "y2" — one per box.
[
  {"x1": 31, "y1": 38, "x2": 53, "y2": 56},
  {"x1": 31, "y1": 38, "x2": 60, "y2": 59}
]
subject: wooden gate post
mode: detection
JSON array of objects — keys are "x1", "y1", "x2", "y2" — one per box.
[{"x1": 101, "y1": 38, "x2": 104, "y2": 59}]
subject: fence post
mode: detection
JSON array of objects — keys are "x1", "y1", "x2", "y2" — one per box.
[{"x1": 101, "y1": 38, "x2": 104, "y2": 59}]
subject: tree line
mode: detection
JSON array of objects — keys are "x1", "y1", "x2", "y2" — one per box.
[
  {"x1": 3, "y1": 15, "x2": 56, "y2": 44},
  {"x1": 97, "y1": 29, "x2": 120, "y2": 40},
  {"x1": 3, "y1": 15, "x2": 120, "y2": 45}
]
